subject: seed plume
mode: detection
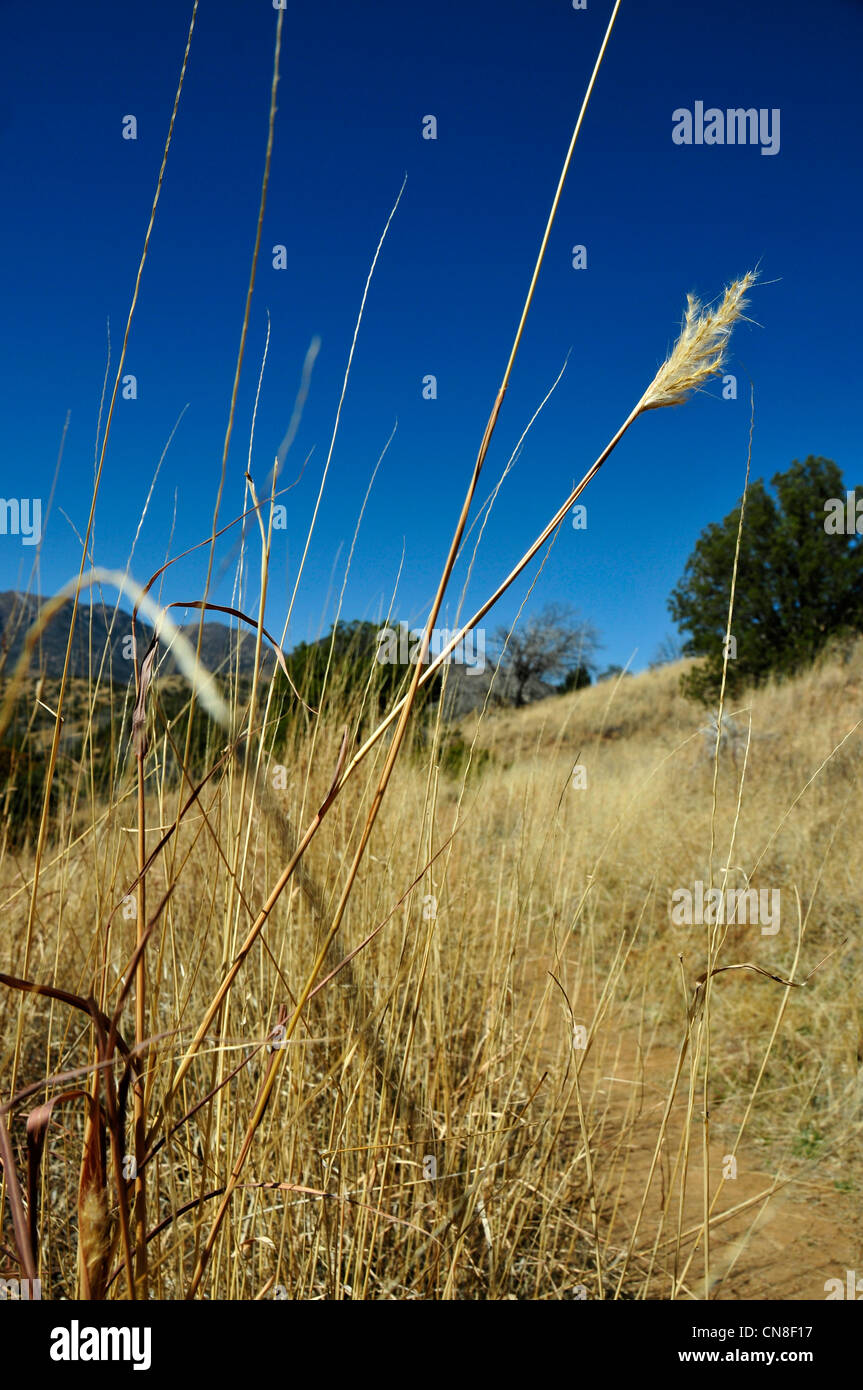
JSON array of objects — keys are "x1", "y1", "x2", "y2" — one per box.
[{"x1": 639, "y1": 270, "x2": 757, "y2": 411}]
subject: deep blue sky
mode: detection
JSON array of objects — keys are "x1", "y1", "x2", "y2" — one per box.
[{"x1": 1, "y1": 0, "x2": 861, "y2": 673}]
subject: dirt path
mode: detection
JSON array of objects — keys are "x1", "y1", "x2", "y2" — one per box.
[{"x1": 521, "y1": 966, "x2": 860, "y2": 1301}]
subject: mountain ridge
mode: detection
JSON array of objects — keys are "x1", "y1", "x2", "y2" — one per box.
[{"x1": 0, "y1": 590, "x2": 275, "y2": 682}]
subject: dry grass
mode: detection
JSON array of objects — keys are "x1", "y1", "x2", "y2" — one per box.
[
  {"x1": 1, "y1": 643, "x2": 860, "y2": 1299},
  {"x1": 1, "y1": 6, "x2": 859, "y2": 1303}
]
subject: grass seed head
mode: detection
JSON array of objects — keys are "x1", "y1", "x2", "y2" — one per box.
[{"x1": 639, "y1": 270, "x2": 757, "y2": 411}]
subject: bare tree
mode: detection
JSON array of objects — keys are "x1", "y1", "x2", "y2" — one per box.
[
  {"x1": 649, "y1": 634, "x2": 683, "y2": 669},
  {"x1": 495, "y1": 603, "x2": 600, "y2": 706}
]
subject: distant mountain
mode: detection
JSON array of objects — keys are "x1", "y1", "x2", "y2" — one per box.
[
  {"x1": 0, "y1": 591, "x2": 275, "y2": 682},
  {"x1": 0, "y1": 592, "x2": 561, "y2": 719}
]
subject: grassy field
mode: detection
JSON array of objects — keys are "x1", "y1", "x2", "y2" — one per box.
[
  {"x1": 0, "y1": 3, "x2": 859, "y2": 1304},
  {"x1": 1, "y1": 633, "x2": 860, "y2": 1299}
]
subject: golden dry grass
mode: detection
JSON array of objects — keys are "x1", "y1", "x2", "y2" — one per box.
[
  {"x1": 1, "y1": 640, "x2": 860, "y2": 1298},
  {"x1": 1, "y1": 5, "x2": 859, "y2": 1304}
]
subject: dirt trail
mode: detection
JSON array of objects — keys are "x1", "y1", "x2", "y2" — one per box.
[{"x1": 522, "y1": 966, "x2": 860, "y2": 1301}]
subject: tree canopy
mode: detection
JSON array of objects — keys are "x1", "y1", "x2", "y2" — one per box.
[
  {"x1": 276, "y1": 619, "x2": 444, "y2": 719},
  {"x1": 669, "y1": 456, "x2": 863, "y2": 702}
]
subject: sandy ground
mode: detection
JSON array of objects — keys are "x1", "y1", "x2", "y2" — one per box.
[{"x1": 521, "y1": 964, "x2": 861, "y2": 1301}]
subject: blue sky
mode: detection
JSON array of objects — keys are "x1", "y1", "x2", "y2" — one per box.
[{"x1": 1, "y1": 0, "x2": 861, "y2": 674}]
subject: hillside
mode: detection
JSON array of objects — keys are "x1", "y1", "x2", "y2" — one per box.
[
  {"x1": 459, "y1": 640, "x2": 863, "y2": 763},
  {"x1": 2, "y1": 633, "x2": 860, "y2": 1298}
]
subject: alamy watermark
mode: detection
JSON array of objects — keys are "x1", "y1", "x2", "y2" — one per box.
[
  {"x1": 670, "y1": 880, "x2": 780, "y2": 935},
  {"x1": 49, "y1": 1321, "x2": 151, "y2": 1370},
  {"x1": 0, "y1": 497, "x2": 41, "y2": 546},
  {"x1": 824, "y1": 1270, "x2": 863, "y2": 1299},
  {"x1": 672, "y1": 102, "x2": 780, "y2": 156},
  {"x1": 0, "y1": 1276, "x2": 41, "y2": 1300},
  {"x1": 824, "y1": 491, "x2": 863, "y2": 535},
  {"x1": 376, "y1": 622, "x2": 485, "y2": 674}
]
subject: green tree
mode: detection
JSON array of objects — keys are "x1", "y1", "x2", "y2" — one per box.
[
  {"x1": 669, "y1": 457, "x2": 863, "y2": 702},
  {"x1": 271, "y1": 619, "x2": 444, "y2": 740},
  {"x1": 560, "y1": 663, "x2": 592, "y2": 693}
]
